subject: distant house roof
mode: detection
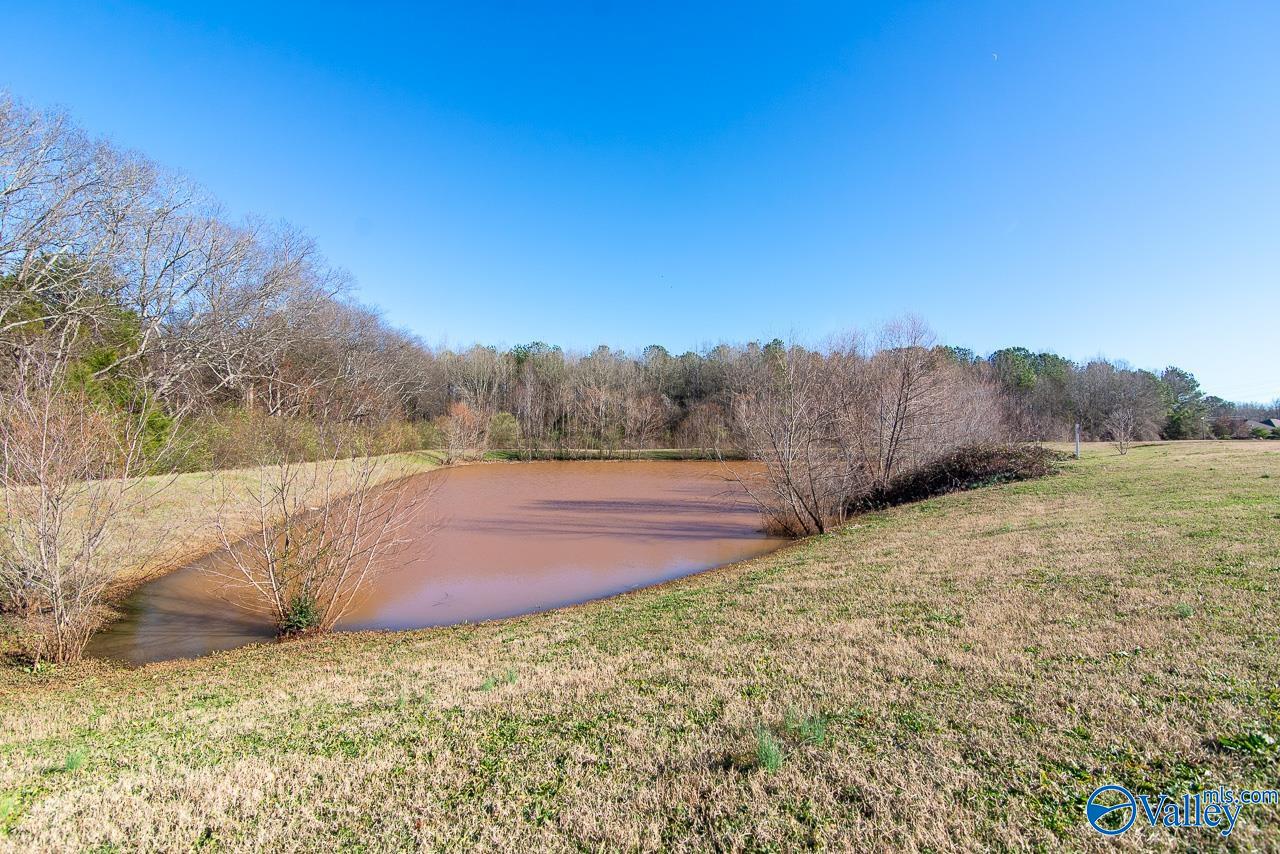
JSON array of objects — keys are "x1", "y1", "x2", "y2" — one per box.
[
  {"x1": 1245, "y1": 420, "x2": 1275, "y2": 432},
  {"x1": 1264, "y1": 418, "x2": 1280, "y2": 429}
]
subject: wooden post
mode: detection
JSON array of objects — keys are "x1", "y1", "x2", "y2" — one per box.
[{"x1": 1074, "y1": 422, "x2": 1081, "y2": 459}]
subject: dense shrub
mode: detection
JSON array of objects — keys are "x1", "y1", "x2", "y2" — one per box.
[
  {"x1": 280, "y1": 593, "x2": 321, "y2": 637},
  {"x1": 487, "y1": 411, "x2": 521, "y2": 448},
  {"x1": 416, "y1": 420, "x2": 446, "y2": 450},
  {"x1": 860, "y1": 443, "x2": 1064, "y2": 510},
  {"x1": 370, "y1": 421, "x2": 425, "y2": 455}
]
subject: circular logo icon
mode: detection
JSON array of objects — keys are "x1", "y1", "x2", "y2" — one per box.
[{"x1": 1086, "y1": 784, "x2": 1137, "y2": 835}]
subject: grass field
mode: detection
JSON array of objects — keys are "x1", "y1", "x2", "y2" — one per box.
[{"x1": 0, "y1": 442, "x2": 1277, "y2": 850}]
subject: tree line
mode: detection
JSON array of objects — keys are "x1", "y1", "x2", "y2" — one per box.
[{"x1": 3, "y1": 93, "x2": 1273, "y2": 467}]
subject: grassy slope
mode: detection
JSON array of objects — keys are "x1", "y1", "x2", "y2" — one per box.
[
  {"x1": 96, "y1": 451, "x2": 447, "y2": 587},
  {"x1": 0, "y1": 442, "x2": 1277, "y2": 851}
]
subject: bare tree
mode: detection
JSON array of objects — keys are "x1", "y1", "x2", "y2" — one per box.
[
  {"x1": 840, "y1": 319, "x2": 990, "y2": 493},
  {"x1": 157, "y1": 223, "x2": 328, "y2": 411},
  {"x1": 440, "y1": 401, "x2": 485, "y2": 463},
  {"x1": 510, "y1": 342, "x2": 566, "y2": 458},
  {"x1": 675, "y1": 400, "x2": 731, "y2": 455},
  {"x1": 207, "y1": 440, "x2": 428, "y2": 636},
  {"x1": 1069, "y1": 360, "x2": 1164, "y2": 451},
  {"x1": 569, "y1": 346, "x2": 629, "y2": 456},
  {"x1": 1104, "y1": 406, "x2": 1138, "y2": 454},
  {"x1": 0, "y1": 98, "x2": 244, "y2": 663},
  {"x1": 0, "y1": 352, "x2": 172, "y2": 662},
  {"x1": 622, "y1": 392, "x2": 668, "y2": 455},
  {"x1": 446, "y1": 345, "x2": 509, "y2": 420},
  {"x1": 730, "y1": 344, "x2": 854, "y2": 535},
  {"x1": 1104, "y1": 368, "x2": 1162, "y2": 454},
  {"x1": 730, "y1": 320, "x2": 1004, "y2": 536}
]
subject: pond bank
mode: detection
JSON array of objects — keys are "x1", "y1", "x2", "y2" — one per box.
[{"x1": 89, "y1": 460, "x2": 781, "y2": 664}]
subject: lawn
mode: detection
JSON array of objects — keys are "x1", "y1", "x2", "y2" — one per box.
[{"x1": 0, "y1": 442, "x2": 1277, "y2": 850}]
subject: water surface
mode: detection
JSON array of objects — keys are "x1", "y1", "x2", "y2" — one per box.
[{"x1": 89, "y1": 461, "x2": 784, "y2": 664}]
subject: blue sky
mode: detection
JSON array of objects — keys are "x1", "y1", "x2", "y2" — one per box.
[{"x1": 2, "y1": 1, "x2": 1277, "y2": 400}]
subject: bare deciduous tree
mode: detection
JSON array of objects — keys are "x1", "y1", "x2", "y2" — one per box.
[
  {"x1": 0, "y1": 352, "x2": 172, "y2": 662},
  {"x1": 622, "y1": 392, "x2": 668, "y2": 456},
  {"x1": 730, "y1": 344, "x2": 855, "y2": 535},
  {"x1": 207, "y1": 443, "x2": 430, "y2": 636},
  {"x1": 730, "y1": 320, "x2": 1004, "y2": 536},
  {"x1": 1069, "y1": 360, "x2": 1164, "y2": 453},
  {"x1": 440, "y1": 401, "x2": 485, "y2": 463},
  {"x1": 674, "y1": 400, "x2": 730, "y2": 455},
  {"x1": 1104, "y1": 406, "x2": 1138, "y2": 454}
]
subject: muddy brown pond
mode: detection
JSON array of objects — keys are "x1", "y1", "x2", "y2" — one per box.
[{"x1": 89, "y1": 461, "x2": 786, "y2": 664}]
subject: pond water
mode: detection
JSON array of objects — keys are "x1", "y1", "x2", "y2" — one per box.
[{"x1": 88, "y1": 460, "x2": 785, "y2": 664}]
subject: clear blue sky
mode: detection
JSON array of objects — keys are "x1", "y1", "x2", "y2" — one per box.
[{"x1": 2, "y1": 1, "x2": 1277, "y2": 400}]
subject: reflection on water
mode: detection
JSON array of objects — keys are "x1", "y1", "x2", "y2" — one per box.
[{"x1": 88, "y1": 461, "x2": 784, "y2": 664}]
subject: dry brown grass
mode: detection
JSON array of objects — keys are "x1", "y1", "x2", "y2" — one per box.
[
  {"x1": 0, "y1": 441, "x2": 1277, "y2": 850},
  {"x1": 89, "y1": 450, "x2": 445, "y2": 588}
]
